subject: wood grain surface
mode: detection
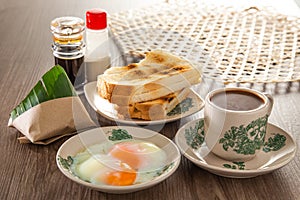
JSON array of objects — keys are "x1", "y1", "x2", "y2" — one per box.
[{"x1": 0, "y1": 0, "x2": 299, "y2": 199}]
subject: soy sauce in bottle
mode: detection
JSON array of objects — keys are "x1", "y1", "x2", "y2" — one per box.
[{"x1": 50, "y1": 16, "x2": 86, "y2": 88}]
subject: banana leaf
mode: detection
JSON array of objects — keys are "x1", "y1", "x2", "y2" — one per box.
[{"x1": 10, "y1": 65, "x2": 77, "y2": 121}]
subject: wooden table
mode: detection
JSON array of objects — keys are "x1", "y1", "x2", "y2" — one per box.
[{"x1": 0, "y1": 0, "x2": 299, "y2": 199}]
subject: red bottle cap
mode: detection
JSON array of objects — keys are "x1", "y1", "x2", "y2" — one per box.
[{"x1": 86, "y1": 9, "x2": 107, "y2": 30}]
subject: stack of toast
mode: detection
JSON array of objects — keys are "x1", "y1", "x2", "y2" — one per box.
[{"x1": 97, "y1": 50, "x2": 202, "y2": 120}]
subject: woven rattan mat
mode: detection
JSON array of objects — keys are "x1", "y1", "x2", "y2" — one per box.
[{"x1": 109, "y1": 1, "x2": 300, "y2": 84}]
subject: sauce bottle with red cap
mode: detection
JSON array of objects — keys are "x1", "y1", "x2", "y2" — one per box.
[{"x1": 85, "y1": 9, "x2": 111, "y2": 82}]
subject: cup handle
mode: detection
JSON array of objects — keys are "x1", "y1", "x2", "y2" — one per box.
[{"x1": 264, "y1": 93, "x2": 274, "y2": 116}]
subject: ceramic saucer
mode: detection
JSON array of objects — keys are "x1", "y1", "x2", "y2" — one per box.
[
  {"x1": 84, "y1": 82, "x2": 204, "y2": 125},
  {"x1": 174, "y1": 118, "x2": 297, "y2": 178}
]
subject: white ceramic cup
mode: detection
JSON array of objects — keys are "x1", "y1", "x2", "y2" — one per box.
[{"x1": 204, "y1": 87, "x2": 273, "y2": 161}]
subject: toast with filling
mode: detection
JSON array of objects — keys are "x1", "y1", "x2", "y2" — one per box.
[{"x1": 97, "y1": 50, "x2": 201, "y2": 104}]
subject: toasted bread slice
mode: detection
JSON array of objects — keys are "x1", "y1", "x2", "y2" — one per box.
[
  {"x1": 108, "y1": 74, "x2": 199, "y2": 106},
  {"x1": 97, "y1": 50, "x2": 201, "y2": 103},
  {"x1": 116, "y1": 88, "x2": 191, "y2": 120}
]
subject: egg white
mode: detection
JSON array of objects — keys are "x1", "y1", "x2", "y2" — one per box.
[{"x1": 70, "y1": 140, "x2": 168, "y2": 186}]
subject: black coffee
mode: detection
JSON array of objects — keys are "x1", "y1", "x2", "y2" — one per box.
[{"x1": 210, "y1": 90, "x2": 265, "y2": 111}]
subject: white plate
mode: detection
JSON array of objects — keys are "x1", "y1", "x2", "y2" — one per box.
[
  {"x1": 56, "y1": 126, "x2": 181, "y2": 194},
  {"x1": 175, "y1": 118, "x2": 297, "y2": 178},
  {"x1": 84, "y1": 82, "x2": 204, "y2": 125}
]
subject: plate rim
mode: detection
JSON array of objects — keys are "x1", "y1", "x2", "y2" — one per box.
[
  {"x1": 174, "y1": 118, "x2": 297, "y2": 177},
  {"x1": 56, "y1": 126, "x2": 181, "y2": 193},
  {"x1": 83, "y1": 81, "x2": 204, "y2": 125}
]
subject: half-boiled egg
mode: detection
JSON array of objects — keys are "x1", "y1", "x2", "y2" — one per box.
[{"x1": 70, "y1": 140, "x2": 167, "y2": 186}]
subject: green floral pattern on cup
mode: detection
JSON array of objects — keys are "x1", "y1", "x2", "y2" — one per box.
[
  {"x1": 182, "y1": 119, "x2": 288, "y2": 171},
  {"x1": 221, "y1": 133, "x2": 286, "y2": 170},
  {"x1": 219, "y1": 115, "x2": 268, "y2": 155},
  {"x1": 185, "y1": 120, "x2": 205, "y2": 149}
]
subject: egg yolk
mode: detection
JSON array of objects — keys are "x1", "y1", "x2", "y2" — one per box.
[
  {"x1": 103, "y1": 163, "x2": 137, "y2": 186},
  {"x1": 109, "y1": 142, "x2": 141, "y2": 169}
]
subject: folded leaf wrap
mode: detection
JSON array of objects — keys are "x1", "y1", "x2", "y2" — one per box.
[
  {"x1": 8, "y1": 65, "x2": 96, "y2": 144},
  {"x1": 8, "y1": 97, "x2": 96, "y2": 144}
]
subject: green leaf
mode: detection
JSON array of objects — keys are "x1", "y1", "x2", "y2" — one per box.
[
  {"x1": 58, "y1": 155, "x2": 73, "y2": 170},
  {"x1": 184, "y1": 120, "x2": 205, "y2": 149},
  {"x1": 223, "y1": 144, "x2": 229, "y2": 151},
  {"x1": 33, "y1": 81, "x2": 50, "y2": 102},
  {"x1": 167, "y1": 97, "x2": 193, "y2": 116},
  {"x1": 223, "y1": 164, "x2": 232, "y2": 168},
  {"x1": 108, "y1": 129, "x2": 133, "y2": 141},
  {"x1": 155, "y1": 162, "x2": 174, "y2": 177},
  {"x1": 223, "y1": 161, "x2": 245, "y2": 170},
  {"x1": 263, "y1": 133, "x2": 286, "y2": 152},
  {"x1": 219, "y1": 138, "x2": 225, "y2": 143},
  {"x1": 9, "y1": 65, "x2": 76, "y2": 121},
  {"x1": 218, "y1": 115, "x2": 268, "y2": 155}
]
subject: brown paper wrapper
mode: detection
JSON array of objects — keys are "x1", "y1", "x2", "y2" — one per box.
[{"x1": 8, "y1": 96, "x2": 96, "y2": 145}]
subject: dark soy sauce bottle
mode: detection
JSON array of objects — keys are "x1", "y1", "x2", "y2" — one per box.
[{"x1": 50, "y1": 17, "x2": 86, "y2": 90}]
